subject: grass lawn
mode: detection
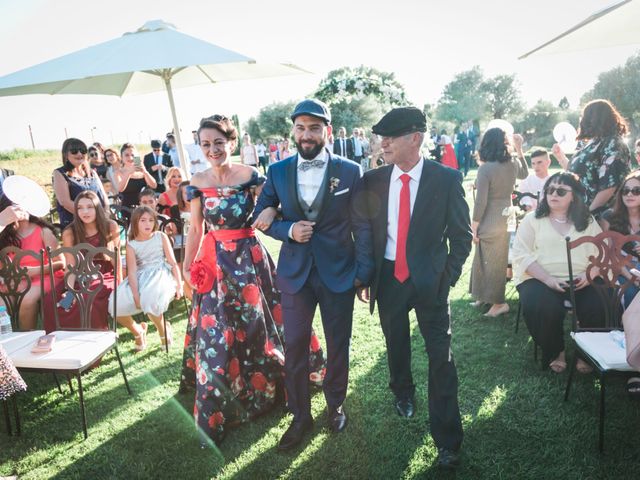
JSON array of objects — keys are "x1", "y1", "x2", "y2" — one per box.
[{"x1": 2, "y1": 164, "x2": 640, "y2": 479}]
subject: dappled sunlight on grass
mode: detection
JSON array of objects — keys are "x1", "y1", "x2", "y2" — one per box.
[{"x1": 476, "y1": 385, "x2": 507, "y2": 420}]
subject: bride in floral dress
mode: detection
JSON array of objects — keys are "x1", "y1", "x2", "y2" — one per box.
[{"x1": 181, "y1": 115, "x2": 325, "y2": 444}]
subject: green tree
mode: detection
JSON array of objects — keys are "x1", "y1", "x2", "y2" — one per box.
[
  {"x1": 513, "y1": 100, "x2": 560, "y2": 148},
  {"x1": 481, "y1": 74, "x2": 524, "y2": 119},
  {"x1": 435, "y1": 66, "x2": 487, "y2": 124},
  {"x1": 247, "y1": 100, "x2": 298, "y2": 140},
  {"x1": 314, "y1": 65, "x2": 408, "y2": 132},
  {"x1": 558, "y1": 96, "x2": 570, "y2": 110},
  {"x1": 581, "y1": 52, "x2": 640, "y2": 134},
  {"x1": 244, "y1": 117, "x2": 262, "y2": 142}
]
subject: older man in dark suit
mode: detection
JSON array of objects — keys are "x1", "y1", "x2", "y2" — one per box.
[
  {"x1": 355, "y1": 107, "x2": 472, "y2": 469},
  {"x1": 143, "y1": 140, "x2": 173, "y2": 193}
]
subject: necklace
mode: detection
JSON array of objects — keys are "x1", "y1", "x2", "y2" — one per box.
[{"x1": 552, "y1": 217, "x2": 568, "y2": 224}]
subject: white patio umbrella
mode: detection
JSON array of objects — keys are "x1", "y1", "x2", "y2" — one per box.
[
  {"x1": 519, "y1": 0, "x2": 640, "y2": 59},
  {"x1": 0, "y1": 19, "x2": 309, "y2": 176}
]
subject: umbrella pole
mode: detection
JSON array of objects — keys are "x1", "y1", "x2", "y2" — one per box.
[{"x1": 163, "y1": 74, "x2": 190, "y2": 180}]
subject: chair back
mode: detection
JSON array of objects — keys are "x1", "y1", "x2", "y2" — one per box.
[
  {"x1": 159, "y1": 215, "x2": 185, "y2": 259},
  {"x1": 0, "y1": 247, "x2": 45, "y2": 330},
  {"x1": 566, "y1": 230, "x2": 640, "y2": 331},
  {"x1": 45, "y1": 244, "x2": 120, "y2": 332}
]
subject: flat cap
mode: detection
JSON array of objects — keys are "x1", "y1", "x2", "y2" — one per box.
[
  {"x1": 372, "y1": 107, "x2": 427, "y2": 137},
  {"x1": 150, "y1": 139, "x2": 161, "y2": 148},
  {"x1": 291, "y1": 99, "x2": 331, "y2": 124}
]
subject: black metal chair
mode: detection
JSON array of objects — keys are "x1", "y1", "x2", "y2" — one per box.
[
  {"x1": 6, "y1": 244, "x2": 131, "y2": 439},
  {"x1": 159, "y1": 215, "x2": 190, "y2": 333},
  {"x1": 564, "y1": 230, "x2": 640, "y2": 452}
]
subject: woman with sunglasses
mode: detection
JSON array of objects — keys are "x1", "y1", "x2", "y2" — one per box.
[
  {"x1": 53, "y1": 138, "x2": 108, "y2": 229},
  {"x1": 469, "y1": 127, "x2": 528, "y2": 317},
  {"x1": 88, "y1": 144, "x2": 108, "y2": 180},
  {"x1": 552, "y1": 99, "x2": 631, "y2": 216},
  {"x1": 512, "y1": 172, "x2": 604, "y2": 373},
  {"x1": 601, "y1": 171, "x2": 640, "y2": 307}
]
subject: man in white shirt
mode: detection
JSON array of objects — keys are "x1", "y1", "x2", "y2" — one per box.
[
  {"x1": 255, "y1": 138, "x2": 268, "y2": 174},
  {"x1": 356, "y1": 106, "x2": 471, "y2": 470},
  {"x1": 517, "y1": 149, "x2": 551, "y2": 211},
  {"x1": 185, "y1": 130, "x2": 208, "y2": 176}
]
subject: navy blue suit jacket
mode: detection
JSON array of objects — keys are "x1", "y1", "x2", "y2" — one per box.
[{"x1": 254, "y1": 150, "x2": 373, "y2": 295}]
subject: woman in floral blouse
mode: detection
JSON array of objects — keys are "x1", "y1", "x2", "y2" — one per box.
[{"x1": 552, "y1": 99, "x2": 631, "y2": 217}]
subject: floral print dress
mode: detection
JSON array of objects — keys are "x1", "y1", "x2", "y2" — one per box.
[
  {"x1": 181, "y1": 171, "x2": 325, "y2": 443},
  {"x1": 569, "y1": 135, "x2": 630, "y2": 209}
]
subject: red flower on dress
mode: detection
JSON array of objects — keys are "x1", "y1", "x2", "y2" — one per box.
[
  {"x1": 222, "y1": 240, "x2": 237, "y2": 252},
  {"x1": 207, "y1": 411, "x2": 224, "y2": 429},
  {"x1": 236, "y1": 329, "x2": 246, "y2": 342},
  {"x1": 216, "y1": 265, "x2": 224, "y2": 282},
  {"x1": 183, "y1": 334, "x2": 191, "y2": 348},
  {"x1": 250, "y1": 372, "x2": 267, "y2": 392},
  {"x1": 185, "y1": 358, "x2": 195, "y2": 370},
  {"x1": 272, "y1": 304, "x2": 283, "y2": 326},
  {"x1": 223, "y1": 328, "x2": 234, "y2": 347},
  {"x1": 310, "y1": 335, "x2": 321, "y2": 352},
  {"x1": 201, "y1": 314, "x2": 217, "y2": 330},
  {"x1": 251, "y1": 244, "x2": 263, "y2": 263},
  {"x1": 190, "y1": 260, "x2": 215, "y2": 294},
  {"x1": 242, "y1": 284, "x2": 261, "y2": 307},
  {"x1": 228, "y1": 357, "x2": 240, "y2": 379},
  {"x1": 198, "y1": 368, "x2": 208, "y2": 385}
]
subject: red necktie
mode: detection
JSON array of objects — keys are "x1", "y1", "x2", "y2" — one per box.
[{"x1": 395, "y1": 174, "x2": 411, "y2": 283}]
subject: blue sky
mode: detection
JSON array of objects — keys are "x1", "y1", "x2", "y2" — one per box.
[{"x1": 0, "y1": 0, "x2": 637, "y2": 150}]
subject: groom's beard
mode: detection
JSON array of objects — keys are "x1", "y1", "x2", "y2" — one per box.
[{"x1": 295, "y1": 138, "x2": 325, "y2": 160}]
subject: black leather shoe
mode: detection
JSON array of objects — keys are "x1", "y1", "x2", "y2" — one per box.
[
  {"x1": 277, "y1": 418, "x2": 313, "y2": 451},
  {"x1": 327, "y1": 405, "x2": 348, "y2": 433},
  {"x1": 394, "y1": 397, "x2": 415, "y2": 418},
  {"x1": 436, "y1": 448, "x2": 461, "y2": 469}
]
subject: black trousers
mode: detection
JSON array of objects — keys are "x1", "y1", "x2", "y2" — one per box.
[
  {"x1": 377, "y1": 260, "x2": 463, "y2": 451},
  {"x1": 281, "y1": 268, "x2": 355, "y2": 422},
  {"x1": 517, "y1": 278, "x2": 605, "y2": 362}
]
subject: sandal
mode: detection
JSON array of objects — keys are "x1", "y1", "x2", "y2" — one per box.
[
  {"x1": 576, "y1": 359, "x2": 593, "y2": 374},
  {"x1": 134, "y1": 322, "x2": 148, "y2": 352},
  {"x1": 627, "y1": 377, "x2": 640, "y2": 399},
  {"x1": 549, "y1": 359, "x2": 567, "y2": 373}
]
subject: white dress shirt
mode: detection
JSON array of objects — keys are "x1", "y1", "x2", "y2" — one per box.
[
  {"x1": 288, "y1": 148, "x2": 329, "y2": 239},
  {"x1": 517, "y1": 173, "x2": 549, "y2": 209},
  {"x1": 186, "y1": 143, "x2": 208, "y2": 175},
  {"x1": 385, "y1": 158, "x2": 424, "y2": 260}
]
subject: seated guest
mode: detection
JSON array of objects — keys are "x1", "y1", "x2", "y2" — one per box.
[
  {"x1": 517, "y1": 149, "x2": 551, "y2": 211},
  {"x1": 53, "y1": 138, "x2": 108, "y2": 229},
  {"x1": 48, "y1": 191, "x2": 121, "y2": 332},
  {"x1": 512, "y1": 172, "x2": 604, "y2": 373},
  {"x1": 88, "y1": 144, "x2": 108, "y2": 180},
  {"x1": 157, "y1": 167, "x2": 185, "y2": 216},
  {"x1": 600, "y1": 170, "x2": 640, "y2": 307},
  {"x1": 0, "y1": 194, "x2": 64, "y2": 330},
  {"x1": 143, "y1": 140, "x2": 173, "y2": 193},
  {"x1": 117, "y1": 143, "x2": 157, "y2": 218}
]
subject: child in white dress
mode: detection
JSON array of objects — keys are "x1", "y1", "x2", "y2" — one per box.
[{"x1": 109, "y1": 206, "x2": 182, "y2": 350}]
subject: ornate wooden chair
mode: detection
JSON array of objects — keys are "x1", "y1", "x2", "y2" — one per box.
[{"x1": 564, "y1": 230, "x2": 640, "y2": 452}]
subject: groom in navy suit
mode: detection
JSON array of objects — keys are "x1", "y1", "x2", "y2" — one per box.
[{"x1": 254, "y1": 99, "x2": 373, "y2": 451}]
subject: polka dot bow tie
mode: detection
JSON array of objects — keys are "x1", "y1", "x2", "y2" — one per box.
[{"x1": 298, "y1": 159, "x2": 326, "y2": 172}]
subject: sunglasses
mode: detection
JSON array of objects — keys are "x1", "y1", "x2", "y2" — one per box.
[
  {"x1": 622, "y1": 186, "x2": 640, "y2": 196},
  {"x1": 545, "y1": 186, "x2": 572, "y2": 197},
  {"x1": 88, "y1": 152, "x2": 98, "y2": 157},
  {"x1": 68, "y1": 148, "x2": 87, "y2": 155}
]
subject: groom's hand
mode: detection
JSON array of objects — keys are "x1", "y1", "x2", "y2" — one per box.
[
  {"x1": 292, "y1": 221, "x2": 315, "y2": 243},
  {"x1": 356, "y1": 286, "x2": 369, "y2": 303}
]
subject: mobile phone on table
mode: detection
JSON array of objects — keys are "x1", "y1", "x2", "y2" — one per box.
[
  {"x1": 32, "y1": 333, "x2": 56, "y2": 353},
  {"x1": 133, "y1": 156, "x2": 141, "y2": 167}
]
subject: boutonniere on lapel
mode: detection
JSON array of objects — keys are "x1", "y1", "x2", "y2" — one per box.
[{"x1": 329, "y1": 177, "x2": 340, "y2": 193}]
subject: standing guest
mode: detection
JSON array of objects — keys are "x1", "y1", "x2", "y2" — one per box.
[
  {"x1": 0, "y1": 194, "x2": 64, "y2": 330},
  {"x1": 552, "y1": 99, "x2": 631, "y2": 216},
  {"x1": 256, "y1": 138, "x2": 269, "y2": 174},
  {"x1": 356, "y1": 107, "x2": 471, "y2": 470},
  {"x1": 166, "y1": 134, "x2": 186, "y2": 171},
  {"x1": 110, "y1": 206, "x2": 182, "y2": 350},
  {"x1": 601, "y1": 170, "x2": 640, "y2": 307},
  {"x1": 104, "y1": 148, "x2": 122, "y2": 196},
  {"x1": 0, "y1": 166, "x2": 14, "y2": 198},
  {"x1": 157, "y1": 167, "x2": 185, "y2": 216},
  {"x1": 144, "y1": 140, "x2": 173, "y2": 193},
  {"x1": 358, "y1": 128, "x2": 371, "y2": 170},
  {"x1": 240, "y1": 133, "x2": 259, "y2": 167},
  {"x1": 186, "y1": 130, "x2": 208, "y2": 176},
  {"x1": 469, "y1": 128, "x2": 528, "y2": 316},
  {"x1": 117, "y1": 143, "x2": 157, "y2": 218},
  {"x1": 268, "y1": 140, "x2": 278, "y2": 165},
  {"x1": 512, "y1": 173, "x2": 603, "y2": 373},
  {"x1": 254, "y1": 99, "x2": 373, "y2": 451},
  {"x1": 429, "y1": 126, "x2": 442, "y2": 163},
  {"x1": 88, "y1": 145, "x2": 108, "y2": 180},
  {"x1": 439, "y1": 129, "x2": 459, "y2": 170},
  {"x1": 53, "y1": 138, "x2": 108, "y2": 229},
  {"x1": 635, "y1": 139, "x2": 640, "y2": 166},
  {"x1": 181, "y1": 114, "x2": 326, "y2": 445},
  {"x1": 333, "y1": 127, "x2": 348, "y2": 158},
  {"x1": 278, "y1": 138, "x2": 291, "y2": 161},
  {"x1": 517, "y1": 149, "x2": 551, "y2": 211},
  {"x1": 369, "y1": 133, "x2": 384, "y2": 168},
  {"x1": 348, "y1": 128, "x2": 364, "y2": 165},
  {"x1": 50, "y1": 191, "x2": 121, "y2": 332}
]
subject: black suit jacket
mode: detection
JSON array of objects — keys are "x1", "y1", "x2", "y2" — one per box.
[
  {"x1": 333, "y1": 138, "x2": 349, "y2": 158},
  {"x1": 346, "y1": 137, "x2": 357, "y2": 160},
  {"x1": 355, "y1": 159, "x2": 472, "y2": 313},
  {"x1": 143, "y1": 152, "x2": 173, "y2": 191}
]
